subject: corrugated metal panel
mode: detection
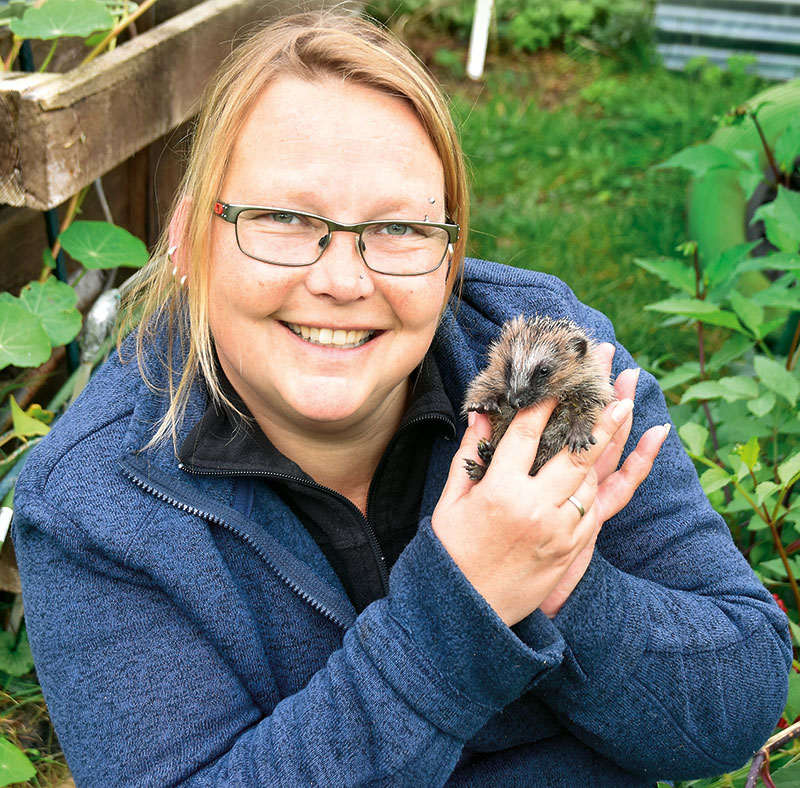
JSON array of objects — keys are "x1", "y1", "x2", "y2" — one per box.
[{"x1": 655, "y1": 1, "x2": 800, "y2": 78}]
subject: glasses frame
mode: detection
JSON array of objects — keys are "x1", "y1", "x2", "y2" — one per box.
[{"x1": 213, "y1": 201, "x2": 459, "y2": 276}]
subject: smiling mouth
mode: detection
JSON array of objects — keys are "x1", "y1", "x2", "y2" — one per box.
[{"x1": 283, "y1": 322, "x2": 376, "y2": 349}]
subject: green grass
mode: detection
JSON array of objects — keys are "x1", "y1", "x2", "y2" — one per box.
[{"x1": 432, "y1": 48, "x2": 772, "y2": 363}]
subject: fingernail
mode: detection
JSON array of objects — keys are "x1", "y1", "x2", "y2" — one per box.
[
  {"x1": 468, "y1": 411, "x2": 476, "y2": 427},
  {"x1": 612, "y1": 399, "x2": 634, "y2": 422},
  {"x1": 662, "y1": 423, "x2": 671, "y2": 440}
]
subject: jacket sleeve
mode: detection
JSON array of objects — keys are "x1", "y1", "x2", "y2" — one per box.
[
  {"x1": 13, "y1": 488, "x2": 564, "y2": 788},
  {"x1": 516, "y1": 330, "x2": 793, "y2": 779}
]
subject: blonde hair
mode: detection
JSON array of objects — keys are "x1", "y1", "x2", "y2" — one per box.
[{"x1": 121, "y1": 9, "x2": 470, "y2": 448}]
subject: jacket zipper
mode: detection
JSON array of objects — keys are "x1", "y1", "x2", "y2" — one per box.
[
  {"x1": 179, "y1": 412, "x2": 455, "y2": 598},
  {"x1": 118, "y1": 464, "x2": 350, "y2": 629}
]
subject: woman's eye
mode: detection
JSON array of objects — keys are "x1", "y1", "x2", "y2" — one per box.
[
  {"x1": 269, "y1": 212, "x2": 300, "y2": 224},
  {"x1": 381, "y1": 223, "x2": 415, "y2": 236}
]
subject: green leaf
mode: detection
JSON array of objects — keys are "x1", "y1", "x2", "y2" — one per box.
[
  {"x1": 0, "y1": 736, "x2": 36, "y2": 786},
  {"x1": 699, "y1": 466, "x2": 732, "y2": 494},
  {"x1": 720, "y1": 375, "x2": 759, "y2": 399},
  {"x1": 0, "y1": 302, "x2": 51, "y2": 371},
  {"x1": 9, "y1": 396, "x2": 50, "y2": 438},
  {"x1": 18, "y1": 276, "x2": 81, "y2": 347},
  {"x1": 645, "y1": 298, "x2": 744, "y2": 330},
  {"x1": 60, "y1": 221, "x2": 149, "y2": 270},
  {"x1": 727, "y1": 290, "x2": 764, "y2": 337},
  {"x1": 679, "y1": 422, "x2": 708, "y2": 455},
  {"x1": 755, "y1": 480, "x2": 778, "y2": 506},
  {"x1": 736, "y1": 436, "x2": 760, "y2": 470},
  {"x1": 771, "y1": 760, "x2": 800, "y2": 788},
  {"x1": 707, "y1": 333, "x2": 752, "y2": 371},
  {"x1": 633, "y1": 257, "x2": 694, "y2": 295},
  {"x1": 775, "y1": 115, "x2": 800, "y2": 173},
  {"x1": 655, "y1": 144, "x2": 742, "y2": 178},
  {"x1": 778, "y1": 450, "x2": 800, "y2": 485},
  {"x1": 9, "y1": 0, "x2": 113, "y2": 39},
  {"x1": 752, "y1": 186, "x2": 800, "y2": 252},
  {"x1": 784, "y1": 670, "x2": 800, "y2": 724},
  {"x1": 657, "y1": 362, "x2": 701, "y2": 391},
  {"x1": 752, "y1": 281, "x2": 800, "y2": 310},
  {"x1": 736, "y1": 250, "x2": 800, "y2": 273},
  {"x1": 681, "y1": 379, "x2": 756, "y2": 404},
  {"x1": 705, "y1": 241, "x2": 758, "y2": 294},
  {"x1": 0, "y1": 631, "x2": 33, "y2": 678},
  {"x1": 0, "y1": 1, "x2": 31, "y2": 24},
  {"x1": 748, "y1": 391, "x2": 776, "y2": 417},
  {"x1": 754, "y1": 355, "x2": 800, "y2": 406}
]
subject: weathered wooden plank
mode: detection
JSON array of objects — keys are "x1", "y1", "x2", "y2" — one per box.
[{"x1": 0, "y1": 0, "x2": 336, "y2": 210}]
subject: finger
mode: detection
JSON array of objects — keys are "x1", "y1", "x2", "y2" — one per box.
[
  {"x1": 594, "y1": 368, "x2": 641, "y2": 482},
  {"x1": 485, "y1": 397, "x2": 558, "y2": 477},
  {"x1": 613, "y1": 366, "x2": 640, "y2": 403},
  {"x1": 441, "y1": 412, "x2": 493, "y2": 500},
  {"x1": 595, "y1": 342, "x2": 615, "y2": 376},
  {"x1": 596, "y1": 423, "x2": 670, "y2": 523},
  {"x1": 536, "y1": 397, "x2": 634, "y2": 494}
]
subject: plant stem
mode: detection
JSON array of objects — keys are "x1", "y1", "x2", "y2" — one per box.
[
  {"x1": 81, "y1": 0, "x2": 158, "y2": 66},
  {"x1": 37, "y1": 40, "x2": 57, "y2": 72},
  {"x1": 2, "y1": 36, "x2": 23, "y2": 72},
  {"x1": 745, "y1": 720, "x2": 800, "y2": 788},
  {"x1": 749, "y1": 110, "x2": 785, "y2": 187},
  {"x1": 787, "y1": 317, "x2": 800, "y2": 371}
]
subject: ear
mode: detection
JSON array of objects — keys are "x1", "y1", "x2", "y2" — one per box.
[
  {"x1": 571, "y1": 336, "x2": 588, "y2": 357},
  {"x1": 167, "y1": 196, "x2": 192, "y2": 280}
]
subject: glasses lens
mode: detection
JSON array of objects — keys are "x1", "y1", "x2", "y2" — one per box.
[
  {"x1": 235, "y1": 209, "x2": 328, "y2": 265},
  {"x1": 361, "y1": 222, "x2": 449, "y2": 275}
]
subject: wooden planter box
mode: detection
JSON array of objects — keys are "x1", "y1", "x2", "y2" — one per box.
[{"x1": 0, "y1": 0, "x2": 339, "y2": 211}]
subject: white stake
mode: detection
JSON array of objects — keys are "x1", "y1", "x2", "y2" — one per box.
[{"x1": 467, "y1": 0, "x2": 494, "y2": 80}]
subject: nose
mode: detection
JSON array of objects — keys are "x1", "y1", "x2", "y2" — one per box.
[{"x1": 304, "y1": 230, "x2": 374, "y2": 303}]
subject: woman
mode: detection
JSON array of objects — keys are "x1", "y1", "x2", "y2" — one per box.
[{"x1": 13, "y1": 10, "x2": 790, "y2": 788}]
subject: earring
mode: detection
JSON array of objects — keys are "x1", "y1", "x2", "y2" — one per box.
[{"x1": 167, "y1": 245, "x2": 178, "y2": 276}]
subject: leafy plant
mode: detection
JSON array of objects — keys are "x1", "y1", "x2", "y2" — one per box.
[
  {"x1": 643, "y1": 106, "x2": 800, "y2": 788},
  {"x1": 366, "y1": 0, "x2": 655, "y2": 55},
  {"x1": 1, "y1": 3, "x2": 154, "y2": 782}
]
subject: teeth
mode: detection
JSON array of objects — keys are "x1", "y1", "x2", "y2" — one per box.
[{"x1": 285, "y1": 323, "x2": 374, "y2": 348}]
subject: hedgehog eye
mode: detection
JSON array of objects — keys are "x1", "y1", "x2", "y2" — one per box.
[{"x1": 538, "y1": 366, "x2": 551, "y2": 377}]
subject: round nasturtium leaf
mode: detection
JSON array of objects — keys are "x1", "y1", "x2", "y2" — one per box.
[
  {"x1": 59, "y1": 221, "x2": 149, "y2": 270},
  {"x1": 0, "y1": 736, "x2": 36, "y2": 787},
  {"x1": 0, "y1": 302, "x2": 51, "y2": 371},
  {"x1": 19, "y1": 276, "x2": 81, "y2": 348},
  {"x1": 9, "y1": 0, "x2": 113, "y2": 40}
]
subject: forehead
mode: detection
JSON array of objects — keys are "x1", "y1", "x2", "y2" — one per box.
[{"x1": 222, "y1": 76, "x2": 446, "y2": 217}]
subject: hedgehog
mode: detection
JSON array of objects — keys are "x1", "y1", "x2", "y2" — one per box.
[{"x1": 462, "y1": 315, "x2": 615, "y2": 481}]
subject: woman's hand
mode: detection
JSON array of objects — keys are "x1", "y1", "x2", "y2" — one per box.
[{"x1": 431, "y1": 346, "x2": 669, "y2": 626}]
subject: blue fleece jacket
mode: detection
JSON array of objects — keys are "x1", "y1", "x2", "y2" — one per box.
[{"x1": 13, "y1": 259, "x2": 791, "y2": 787}]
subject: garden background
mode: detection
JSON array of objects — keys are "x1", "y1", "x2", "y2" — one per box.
[{"x1": 0, "y1": 0, "x2": 799, "y2": 785}]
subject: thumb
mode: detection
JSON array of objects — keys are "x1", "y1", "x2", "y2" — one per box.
[{"x1": 439, "y1": 412, "x2": 492, "y2": 503}]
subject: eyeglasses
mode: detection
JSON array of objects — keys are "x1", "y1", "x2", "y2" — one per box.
[{"x1": 213, "y1": 201, "x2": 459, "y2": 276}]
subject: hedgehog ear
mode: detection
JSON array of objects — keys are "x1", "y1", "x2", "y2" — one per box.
[{"x1": 572, "y1": 337, "x2": 588, "y2": 357}]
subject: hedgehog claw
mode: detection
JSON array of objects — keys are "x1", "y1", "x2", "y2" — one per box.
[
  {"x1": 464, "y1": 458, "x2": 487, "y2": 481},
  {"x1": 465, "y1": 399, "x2": 501, "y2": 414},
  {"x1": 476, "y1": 438, "x2": 495, "y2": 464}
]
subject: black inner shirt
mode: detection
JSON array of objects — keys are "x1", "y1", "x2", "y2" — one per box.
[{"x1": 178, "y1": 355, "x2": 456, "y2": 612}]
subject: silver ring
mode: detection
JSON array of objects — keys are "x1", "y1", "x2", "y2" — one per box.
[{"x1": 567, "y1": 495, "x2": 585, "y2": 518}]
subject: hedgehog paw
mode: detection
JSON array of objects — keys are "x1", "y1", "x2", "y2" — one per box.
[
  {"x1": 464, "y1": 398, "x2": 501, "y2": 414},
  {"x1": 567, "y1": 429, "x2": 597, "y2": 454},
  {"x1": 477, "y1": 438, "x2": 496, "y2": 464},
  {"x1": 464, "y1": 458, "x2": 487, "y2": 481}
]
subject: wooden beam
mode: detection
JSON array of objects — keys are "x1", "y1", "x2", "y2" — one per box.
[{"x1": 0, "y1": 0, "x2": 335, "y2": 210}]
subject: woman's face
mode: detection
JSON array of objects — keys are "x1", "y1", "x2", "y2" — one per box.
[{"x1": 206, "y1": 76, "x2": 450, "y2": 438}]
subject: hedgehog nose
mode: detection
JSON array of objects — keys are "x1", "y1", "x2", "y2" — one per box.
[{"x1": 509, "y1": 393, "x2": 523, "y2": 409}]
